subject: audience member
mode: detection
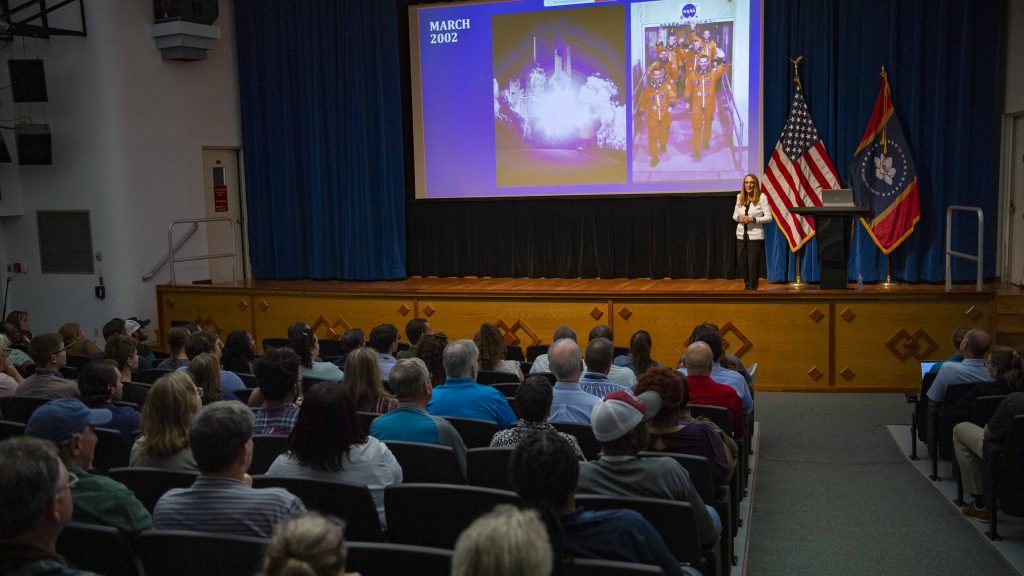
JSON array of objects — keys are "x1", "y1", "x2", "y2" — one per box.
[
  {"x1": 636, "y1": 367, "x2": 734, "y2": 485},
  {"x1": 331, "y1": 328, "x2": 365, "y2": 369},
  {"x1": 529, "y1": 326, "x2": 581, "y2": 375},
  {"x1": 613, "y1": 329, "x2": 662, "y2": 376},
  {"x1": 157, "y1": 326, "x2": 191, "y2": 370},
  {"x1": 5, "y1": 310, "x2": 32, "y2": 349},
  {"x1": 77, "y1": 360, "x2": 141, "y2": 445},
  {"x1": 927, "y1": 329, "x2": 993, "y2": 407},
  {"x1": 26, "y1": 398, "x2": 152, "y2": 532},
  {"x1": 475, "y1": 323, "x2": 523, "y2": 382},
  {"x1": 510, "y1": 431, "x2": 683, "y2": 575},
  {"x1": 579, "y1": 337, "x2": 630, "y2": 398},
  {"x1": 953, "y1": 347, "x2": 1024, "y2": 522},
  {"x1": 344, "y1": 347, "x2": 398, "y2": 413},
  {"x1": 101, "y1": 318, "x2": 128, "y2": 345},
  {"x1": 126, "y1": 317, "x2": 155, "y2": 369},
  {"x1": 426, "y1": 339, "x2": 517, "y2": 428},
  {"x1": 416, "y1": 333, "x2": 449, "y2": 387},
  {"x1": 14, "y1": 333, "x2": 77, "y2": 400},
  {"x1": 683, "y1": 323, "x2": 752, "y2": 416},
  {"x1": 291, "y1": 328, "x2": 344, "y2": 384},
  {"x1": 131, "y1": 372, "x2": 201, "y2": 471},
  {"x1": 154, "y1": 401, "x2": 306, "y2": 537},
  {"x1": 184, "y1": 330, "x2": 247, "y2": 401},
  {"x1": 1, "y1": 326, "x2": 33, "y2": 370},
  {"x1": 370, "y1": 357, "x2": 468, "y2": 473},
  {"x1": 221, "y1": 330, "x2": 257, "y2": 375},
  {"x1": 189, "y1": 352, "x2": 228, "y2": 404},
  {"x1": 490, "y1": 375, "x2": 584, "y2": 459},
  {"x1": 928, "y1": 327, "x2": 971, "y2": 375},
  {"x1": 549, "y1": 339, "x2": 599, "y2": 424},
  {"x1": 0, "y1": 437, "x2": 90, "y2": 575},
  {"x1": 396, "y1": 318, "x2": 431, "y2": 360},
  {"x1": 58, "y1": 322, "x2": 101, "y2": 357},
  {"x1": 587, "y1": 325, "x2": 638, "y2": 387},
  {"x1": 262, "y1": 512, "x2": 359, "y2": 576},
  {"x1": 947, "y1": 346, "x2": 1020, "y2": 424},
  {"x1": 680, "y1": 342, "x2": 746, "y2": 437},
  {"x1": 579, "y1": 389, "x2": 720, "y2": 546},
  {"x1": 368, "y1": 323, "x2": 400, "y2": 380},
  {"x1": 452, "y1": 504, "x2": 553, "y2": 576},
  {"x1": 266, "y1": 383, "x2": 401, "y2": 527},
  {"x1": 287, "y1": 321, "x2": 312, "y2": 342},
  {"x1": 252, "y1": 347, "x2": 302, "y2": 436},
  {"x1": 0, "y1": 334, "x2": 22, "y2": 396},
  {"x1": 104, "y1": 335, "x2": 139, "y2": 384}
]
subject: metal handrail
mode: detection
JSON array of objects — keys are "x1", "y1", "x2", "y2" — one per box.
[
  {"x1": 945, "y1": 205, "x2": 984, "y2": 292},
  {"x1": 167, "y1": 218, "x2": 237, "y2": 286},
  {"x1": 142, "y1": 222, "x2": 199, "y2": 281},
  {"x1": 720, "y1": 73, "x2": 746, "y2": 170}
]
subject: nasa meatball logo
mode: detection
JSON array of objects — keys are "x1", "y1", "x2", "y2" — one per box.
[
  {"x1": 857, "y1": 139, "x2": 910, "y2": 199},
  {"x1": 681, "y1": 4, "x2": 698, "y2": 19}
]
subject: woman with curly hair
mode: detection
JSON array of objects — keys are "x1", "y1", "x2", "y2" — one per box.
[
  {"x1": 416, "y1": 333, "x2": 449, "y2": 388},
  {"x1": 474, "y1": 323, "x2": 523, "y2": 382}
]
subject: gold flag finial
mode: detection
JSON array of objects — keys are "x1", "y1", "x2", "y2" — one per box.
[{"x1": 789, "y1": 55, "x2": 803, "y2": 89}]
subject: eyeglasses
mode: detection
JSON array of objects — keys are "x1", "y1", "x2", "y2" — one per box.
[{"x1": 195, "y1": 386, "x2": 205, "y2": 398}]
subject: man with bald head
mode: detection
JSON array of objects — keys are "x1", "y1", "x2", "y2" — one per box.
[
  {"x1": 679, "y1": 342, "x2": 746, "y2": 437},
  {"x1": 927, "y1": 329, "x2": 994, "y2": 408},
  {"x1": 549, "y1": 338, "x2": 600, "y2": 424}
]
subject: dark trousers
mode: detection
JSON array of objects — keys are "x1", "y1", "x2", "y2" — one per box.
[{"x1": 736, "y1": 238, "x2": 764, "y2": 289}]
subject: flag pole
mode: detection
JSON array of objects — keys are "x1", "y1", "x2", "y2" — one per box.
[
  {"x1": 791, "y1": 248, "x2": 808, "y2": 288},
  {"x1": 882, "y1": 255, "x2": 897, "y2": 289}
]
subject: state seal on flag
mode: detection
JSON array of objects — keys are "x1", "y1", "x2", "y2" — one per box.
[{"x1": 856, "y1": 138, "x2": 910, "y2": 199}]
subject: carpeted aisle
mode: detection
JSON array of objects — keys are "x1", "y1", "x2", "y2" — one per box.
[{"x1": 746, "y1": 392, "x2": 1017, "y2": 576}]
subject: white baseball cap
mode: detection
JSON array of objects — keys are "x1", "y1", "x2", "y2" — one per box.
[{"x1": 590, "y1": 390, "x2": 663, "y2": 442}]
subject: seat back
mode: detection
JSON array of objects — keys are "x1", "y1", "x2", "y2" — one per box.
[
  {"x1": 613, "y1": 346, "x2": 629, "y2": 359},
  {"x1": 385, "y1": 483, "x2": 519, "y2": 549},
  {"x1": 93, "y1": 427, "x2": 131, "y2": 473},
  {"x1": 136, "y1": 530, "x2": 268, "y2": 576},
  {"x1": 505, "y1": 345, "x2": 525, "y2": 362},
  {"x1": 252, "y1": 475, "x2": 384, "y2": 541},
  {"x1": 492, "y1": 382, "x2": 520, "y2": 398},
  {"x1": 551, "y1": 421, "x2": 601, "y2": 461},
  {"x1": 136, "y1": 369, "x2": 174, "y2": 384},
  {"x1": 990, "y1": 415, "x2": 1024, "y2": 517},
  {"x1": 249, "y1": 434, "x2": 290, "y2": 474},
  {"x1": 57, "y1": 522, "x2": 140, "y2": 576},
  {"x1": 916, "y1": 371, "x2": 939, "y2": 442},
  {"x1": 358, "y1": 411, "x2": 381, "y2": 433},
  {"x1": 935, "y1": 382, "x2": 981, "y2": 460},
  {"x1": 0, "y1": 396, "x2": 48, "y2": 423},
  {"x1": 638, "y1": 451, "x2": 714, "y2": 503},
  {"x1": 346, "y1": 542, "x2": 453, "y2": 576},
  {"x1": 59, "y1": 366, "x2": 79, "y2": 380},
  {"x1": 106, "y1": 467, "x2": 198, "y2": 512},
  {"x1": 122, "y1": 382, "x2": 152, "y2": 406},
  {"x1": 466, "y1": 447, "x2": 514, "y2": 491},
  {"x1": 384, "y1": 441, "x2": 465, "y2": 484},
  {"x1": 688, "y1": 404, "x2": 733, "y2": 437},
  {"x1": 477, "y1": 370, "x2": 520, "y2": 385},
  {"x1": 262, "y1": 337, "x2": 290, "y2": 350},
  {"x1": 553, "y1": 557, "x2": 665, "y2": 576},
  {"x1": 0, "y1": 419, "x2": 26, "y2": 440},
  {"x1": 971, "y1": 394, "x2": 1009, "y2": 427},
  {"x1": 575, "y1": 494, "x2": 702, "y2": 566},
  {"x1": 318, "y1": 339, "x2": 343, "y2": 358},
  {"x1": 236, "y1": 372, "x2": 257, "y2": 388},
  {"x1": 66, "y1": 354, "x2": 93, "y2": 370},
  {"x1": 444, "y1": 416, "x2": 500, "y2": 449},
  {"x1": 526, "y1": 345, "x2": 548, "y2": 363}
]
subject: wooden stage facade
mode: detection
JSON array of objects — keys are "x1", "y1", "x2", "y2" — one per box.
[{"x1": 155, "y1": 278, "x2": 1024, "y2": 393}]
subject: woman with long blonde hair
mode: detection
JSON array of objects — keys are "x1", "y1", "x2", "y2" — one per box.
[
  {"x1": 130, "y1": 371, "x2": 202, "y2": 471},
  {"x1": 344, "y1": 347, "x2": 398, "y2": 414},
  {"x1": 733, "y1": 173, "x2": 772, "y2": 290}
]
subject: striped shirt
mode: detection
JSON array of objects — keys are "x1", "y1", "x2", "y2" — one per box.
[
  {"x1": 253, "y1": 402, "x2": 300, "y2": 436},
  {"x1": 579, "y1": 372, "x2": 630, "y2": 399},
  {"x1": 153, "y1": 475, "x2": 305, "y2": 538}
]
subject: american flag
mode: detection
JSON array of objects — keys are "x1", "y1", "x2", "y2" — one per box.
[{"x1": 762, "y1": 83, "x2": 841, "y2": 251}]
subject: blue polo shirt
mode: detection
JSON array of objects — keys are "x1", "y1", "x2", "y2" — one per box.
[
  {"x1": 426, "y1": 378, "x2": 517, "y2": 429},
  {"x1": 370, "y1": 403, "x2": 467, "y2": 473}
]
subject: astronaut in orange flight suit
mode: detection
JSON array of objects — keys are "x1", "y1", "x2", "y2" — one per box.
[
  {"x1": 647, "y1": 49, "x2": 679, "y2": 85},
  {"x1": 638, "y1": 63, "x2": 676, "y2": 167},
  {"x1": 685, "y1": 54, "x2": 729, "y2": 160}
]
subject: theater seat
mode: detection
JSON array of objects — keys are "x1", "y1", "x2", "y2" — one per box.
[
  {"x1": 345, "y1": 542, "x2": 453, "y2": 576},
  {"x1": 136, "y1": 530, "x2": 268, "y2": 576},
  {"x1": 385, "y1": 483, "x2": 519, "y2": 550},
  {"x1": 57, "y1": 522, "x2": 140, "y2": 576}
]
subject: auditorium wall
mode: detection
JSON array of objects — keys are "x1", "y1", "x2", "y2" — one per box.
[
  {"x1": 0, "y1": 0, "x2": 241, "y2": 340},
  {"x1": 1006, "y1": 0, "x2": 1024, "y2": 115}
]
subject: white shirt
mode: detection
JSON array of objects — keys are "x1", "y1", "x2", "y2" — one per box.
[{"x1": 733, "y1": 193, "x2": 773, "y2": 241}]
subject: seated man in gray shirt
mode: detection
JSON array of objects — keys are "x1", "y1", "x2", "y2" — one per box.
[
  {"x1": 153, "y1": 401, "x2": 305, "y2": 537},
  {"x1": 577, "y1": 389, "x2": 720, "y2": 548}
]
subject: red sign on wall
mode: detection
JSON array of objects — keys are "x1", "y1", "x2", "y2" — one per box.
[{"x1": 214, "y1": 185, "x2": 229, "y2": 212}]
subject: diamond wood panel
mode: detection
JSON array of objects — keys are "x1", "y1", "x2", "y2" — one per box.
[
  {"x1": 884, "y1": 329, "x2": 938, "y2": 361},
  {"x1": 719, "y1": 321, "x2": 753, "y2": 358},
  {"x1": 965, "y1": 306, "x2": 982, "y2": 320},
  {"x1": 808, "y1": 307, "x2": 824, "y2": 323},
  {"x1": 807, "y1": 366, "x2": 823, "y2": 381},
  {"x1": 839, "y1": 307, "x2": 855, "y2": 322},
  {"x1": 840, "y1": 367, "x2": 856, "y2": 381}
]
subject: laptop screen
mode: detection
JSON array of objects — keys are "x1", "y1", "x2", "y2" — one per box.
[
  {"x1": 821, "y1": 189, "x2": 855, "y2": 206},
  {"x1": 920, "y1": 361, "x2": 939, "y2": 379}
]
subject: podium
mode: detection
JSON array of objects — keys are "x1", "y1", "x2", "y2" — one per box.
[{"x1": 790, "y1": 206, "x2": 872, "y2": 290}]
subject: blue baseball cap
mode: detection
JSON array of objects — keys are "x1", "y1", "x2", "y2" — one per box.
[{"x1": 25, "y1": 398, "x2": 112, "y2": 444}]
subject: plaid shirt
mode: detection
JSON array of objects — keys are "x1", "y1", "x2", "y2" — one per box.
[
  {"x1": 489, "y1": 419, "x2": 585, "y2": 460},
  {"x1": 253, "y1": 402, "x2": 300, "y2": 436}
]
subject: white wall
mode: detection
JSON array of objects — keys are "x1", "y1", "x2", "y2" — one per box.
[
  {"x1": 1006, "y1": 0, "x2": 1024, "y2": 115},
  {"x1": 0, "y1": 0, "x2": 241, "y2": 341}
]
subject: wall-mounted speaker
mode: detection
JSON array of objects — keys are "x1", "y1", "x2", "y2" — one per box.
[
  {"x1": 15, "y1": 124, "x2": 51, "y2": 165},
  {"x1": 8, "y1": 60, "x2": 48, "y2": 103}
]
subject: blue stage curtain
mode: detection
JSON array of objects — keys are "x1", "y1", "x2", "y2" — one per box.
[
  {"x1": 764, "y1": 0, "x2": 1004, "y2": 283},
  {"x1": 234, "y1": 0, "x2": 406, "y2": 280}
]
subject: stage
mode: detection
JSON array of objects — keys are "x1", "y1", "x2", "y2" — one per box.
[{"x1": 155, "y1": 278, "x2": 1024, "y2": 393}]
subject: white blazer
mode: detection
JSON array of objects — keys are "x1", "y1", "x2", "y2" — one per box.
[{"x1": 732, "y1": 193, "x2": 773, "y2": 241}]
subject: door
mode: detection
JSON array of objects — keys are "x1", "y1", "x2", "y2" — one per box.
[
  {"x1": 1011, "y1": 115, "x2": 1024, "y2": 287},
  {"x1": 202, "y1": 148, "x2": 247, "y2": 284}
]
